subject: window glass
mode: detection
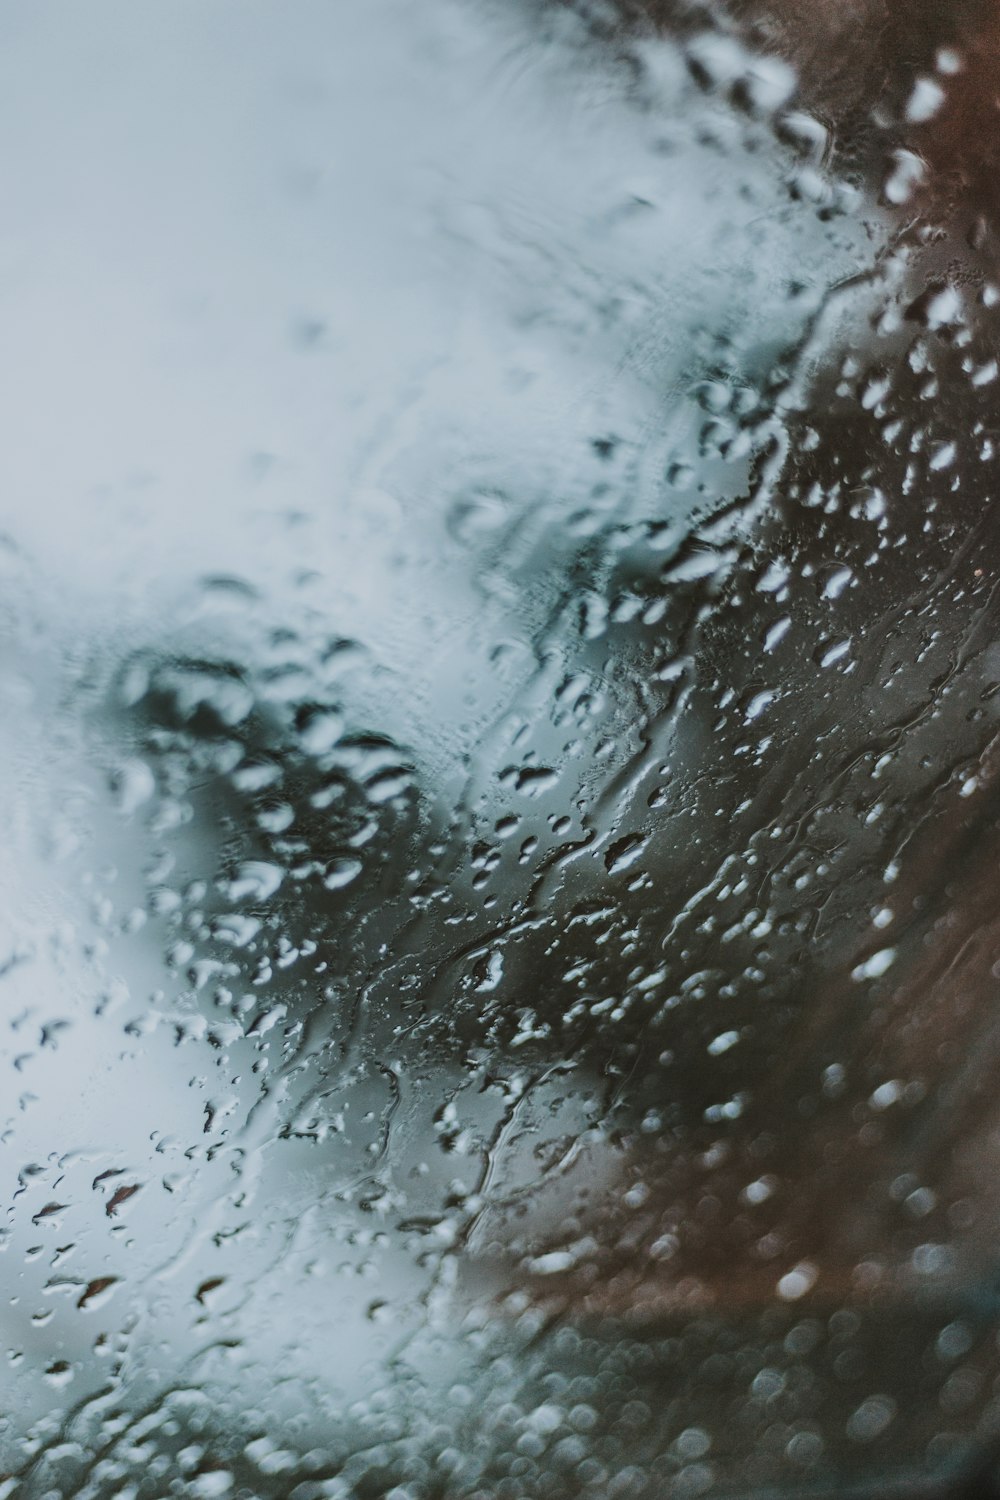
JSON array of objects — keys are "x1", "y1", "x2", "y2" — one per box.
[{"x1": 3, "y1": 3, "x2": 999, "y2": 1496}]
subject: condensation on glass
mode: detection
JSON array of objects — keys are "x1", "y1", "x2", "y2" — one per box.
[{"x1": 2, "y1": 1, "x2": 1000, "y2": 1496}]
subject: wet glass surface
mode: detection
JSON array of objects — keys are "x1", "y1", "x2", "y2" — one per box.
[{"x1": 4, "y1": 2, "x2": 1000, "y2": 1496}]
